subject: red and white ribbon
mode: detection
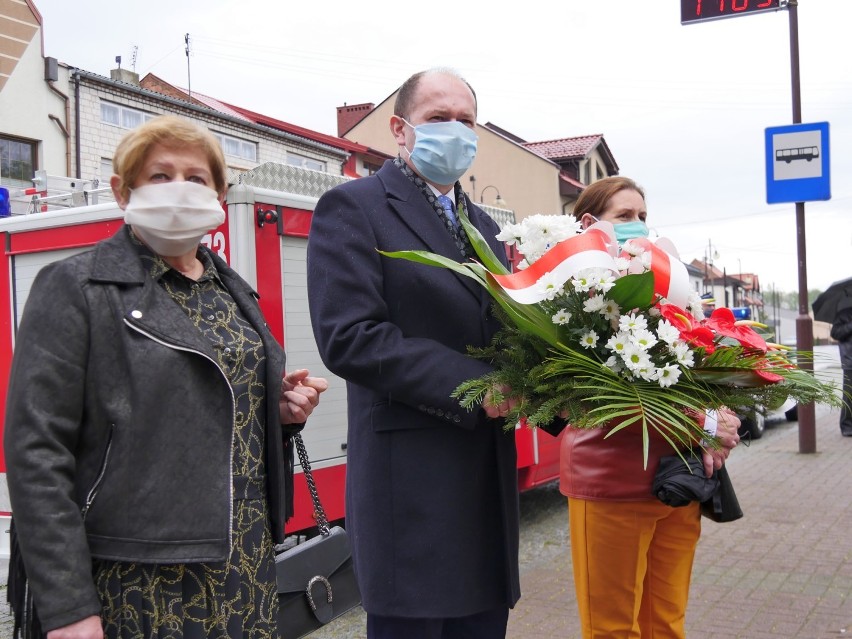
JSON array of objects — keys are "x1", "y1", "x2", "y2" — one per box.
[
  {"x1": 490, "y1": 228, "x2": 617, "y2": 304},
  {"x1": 490, "y1": 223, "x2": 690, "y2": 308},
  {"x1": 625, "y1": 238, "x2": 690, "y2": 308}
]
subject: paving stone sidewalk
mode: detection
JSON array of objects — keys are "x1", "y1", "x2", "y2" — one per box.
[
  {"x1": 2, "y1": 379, "x2": 849, "y2": 638},
  {"x1": 508, "y1": 399, "x2": 852, "y2": 639}
]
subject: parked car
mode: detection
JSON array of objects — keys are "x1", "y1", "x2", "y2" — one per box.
[{"x1": 737, "y1": 407, "x2": 766, "y2": 440}]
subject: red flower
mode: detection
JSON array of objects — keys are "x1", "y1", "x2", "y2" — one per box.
[
  {"x1": 658, "y1": 304, "x2": 716, "y2": 353},
  {"x1": 703, "y1": 308, "x2": 768, "y2": 352}
]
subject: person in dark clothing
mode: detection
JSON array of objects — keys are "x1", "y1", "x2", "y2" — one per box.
[
  {"x1": 307, "y1": 68, "x2": 520, "y2": 639},
  {"x1": 830, "y1": 298, "x2": 852, "y2": 436}
]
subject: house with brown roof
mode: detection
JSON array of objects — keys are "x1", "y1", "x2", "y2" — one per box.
[{"x1": 522, "y1": 133, "x2": 619, "y2": 215}]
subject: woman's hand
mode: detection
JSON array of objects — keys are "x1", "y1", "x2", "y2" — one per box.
[
  {"x1": 47, "y1": 615, "x2": 103, "y2": 639},
  {"x1": 279, "y1": 369, "x2": 329, "y2": 424},
  {"x1": 701, "y1": 408, "x2": 741, "y2": 477}
]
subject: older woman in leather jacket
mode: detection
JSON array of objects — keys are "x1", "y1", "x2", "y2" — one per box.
[{"x1": 4, "y1": 115, "x2": 327, "y2": 639}]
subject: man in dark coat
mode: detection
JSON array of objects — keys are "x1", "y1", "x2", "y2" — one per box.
[
  {"x1": 831, "y1": 298, "x2": 852, "y2": 436},
  {"x1": 307, "y1": 68, "x2": 520, "y2": 638}
]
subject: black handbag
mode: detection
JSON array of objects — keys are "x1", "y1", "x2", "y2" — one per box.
[
  {"x1": 700, "y1": 464, "x2": 744, "y2": 523},
  {"x1": 276, "y1": 434, "x2": 361, "y2": 638}
]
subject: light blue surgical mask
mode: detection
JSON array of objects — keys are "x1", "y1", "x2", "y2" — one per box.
[
  {"x1": 613, "y1": 221, "x2": 650, "y2": 244},
  {"x1": 401, "y1": 119, "x2": 478, "y2": 185}
]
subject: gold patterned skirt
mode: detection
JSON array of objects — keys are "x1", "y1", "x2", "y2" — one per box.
[{"x1": 93, "y1": 495, "x2": 279, "y2": 639}]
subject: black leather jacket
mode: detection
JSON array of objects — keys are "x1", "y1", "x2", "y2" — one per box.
[{"x1": 4, "y1": 227, "x2": 296, "y2": 631}]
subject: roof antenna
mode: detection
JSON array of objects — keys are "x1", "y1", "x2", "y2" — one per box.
[
  {"x1": 115, "y1": 55, "x2": 121, "y2": 70},
  {"x1": 131, "y1": 45, "x2": 138, "y2": 73},
  {"x1": 185, "y1": 33, "x2": 192, "y2": 100}
]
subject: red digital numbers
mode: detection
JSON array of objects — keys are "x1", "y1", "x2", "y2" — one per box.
[{"x1": 683, "y1": 0, "x2": 780, "y2": 23}]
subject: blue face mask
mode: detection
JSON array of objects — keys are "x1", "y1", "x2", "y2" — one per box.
[
  {"x1": 614, "y1": 221, "x2": 650, "y2": 244},
  {"x1": 402, "y1": 119, "x2": 478, "y2": 185}
]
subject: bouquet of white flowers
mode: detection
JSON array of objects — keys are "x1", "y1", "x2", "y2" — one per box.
[{"x1": 381, "y1": 207, "x2": 839, "y2": 466}]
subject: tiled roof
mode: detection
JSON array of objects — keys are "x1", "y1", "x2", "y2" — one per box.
[
  {"x1": 224, "y1": 102, "x2": 373, "y2": 154},
  {"x1": 190, "y1": 94, "x2": 253, "y2": 122},
  {"x1": 524, "y1": 134, "x2": 603, "y2": 161}
]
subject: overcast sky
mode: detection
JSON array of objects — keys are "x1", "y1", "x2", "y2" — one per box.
[{"x1": 31, "y1": 0, "x2": 852, "y2": 293}]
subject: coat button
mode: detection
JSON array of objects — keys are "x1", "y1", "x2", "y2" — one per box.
[{"x1": 131, "y1": 310, "x2": 142, "y2": 319}]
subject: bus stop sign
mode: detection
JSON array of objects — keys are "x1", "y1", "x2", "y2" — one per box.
[{"x1": 765, "y1": 121, "x2": 830, "y2": 204}]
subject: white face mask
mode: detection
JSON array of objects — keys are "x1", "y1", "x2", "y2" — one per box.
[{"x1": 123, "y1": 181, "x2": 225, "y2": 257}]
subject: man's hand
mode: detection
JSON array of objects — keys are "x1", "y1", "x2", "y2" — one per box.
[
  {"x1": 47, "y1": 615, "x2": 103, "y2": 639},
  {"x1": 280, "y1": 369, "x2": 329, "y2": 424},
  {"x1": 482, "y1": 384, "x2": 520, "y2": 419},
  {"x1": 702, "y1": 408, "x2": 741, "y2": 477}
]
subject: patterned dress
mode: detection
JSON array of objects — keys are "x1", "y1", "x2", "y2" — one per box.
[{"x1": 93, "y1": 239, "x2": 279, "y2": 639}]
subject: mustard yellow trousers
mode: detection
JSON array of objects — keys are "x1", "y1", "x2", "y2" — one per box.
[{"x1": 568, "y1": 497, "x2": 701, "y2": 639}]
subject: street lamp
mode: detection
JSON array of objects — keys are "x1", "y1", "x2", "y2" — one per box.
[
  {"x1": 480, "y1": 185, "x2": 507, "y2": 208},
  {"x1": 703, "y1": 239, "x2": 719, "y2": 296}
]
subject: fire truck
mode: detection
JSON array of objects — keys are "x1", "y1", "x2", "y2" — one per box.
[{"x1": 0, "y1": 163, "x2": 562, "y2": 561}]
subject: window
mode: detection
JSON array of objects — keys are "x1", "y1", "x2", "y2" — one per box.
[
  {"x1": 363, "y1": 161, "x2": 382, "y2": 176},
  {"x1": 100, "y1": 101, "x2": 155, "y2": 130},
  {"x1": 0, "y1": 136, "x2": 37, "y2": 188},
  {"x1": 286, "y1": 152, "x2": 326, "y2": 172},
  {"x1": 212, "y1": 132, "x2": 257, "y2": 162}
]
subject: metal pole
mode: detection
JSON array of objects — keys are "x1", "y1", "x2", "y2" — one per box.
[
  {"x1": 787, "y1": 0, "x2": 815, "y2": 453},
  {"x1": 185, "y1": 34, "x2": 192, "y2": 101}
]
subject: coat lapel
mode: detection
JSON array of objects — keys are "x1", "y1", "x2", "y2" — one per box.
[{"x1": 377, "y1": 163, "x2": 501, "y2": 303}]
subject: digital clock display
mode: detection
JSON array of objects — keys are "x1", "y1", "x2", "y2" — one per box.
[{"x1": 681, "y1": 0, "x2": 782, "y2": 24}]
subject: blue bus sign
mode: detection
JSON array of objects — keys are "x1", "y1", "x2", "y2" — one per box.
[{"x1": 765, "y1": 122, "x2": 830, "y2": 204}]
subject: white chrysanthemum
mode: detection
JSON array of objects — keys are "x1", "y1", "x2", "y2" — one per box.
[
  {"x1": 505, "y1": 214, "x2": 582, "y2": 264},
  {"x1": 635, "y1": 366, "x2": 658, "y2": 382},
  {"x1": 631, "y1": 328, "x2": 658, "y2": 351},
  {"x1": 571, "y1": 273, "x2": 594, "y2": 293},
  {"x1": 670, "y1": 341, "x2": 695, "y2": 367},
  {"x1": 587, "y1": 269, "x2": 616, "y2": 293},
  {"x1": 638, "y1": 252, "x2": 653, "y2": 270},
  {"x1": 605, "y1": 332, "x2": 629, "y2": 354},
  {"x1": 579, "y1": 330, "x2": 599, "y2": 349},
  {"x1": 622, "y1": 240, "x2": 646, "y2": 257},
  {"x1": 614, "y1": 256, "x2": 631, "y2": 272},
  {"x1": 601, "y1": 299, "x2": 621, "y2": 322},
  {"x1": 687, "y1": 291, "x2": 706, "y2": 320},
  {"x1": 619, "y1": 312, "x2": 648, "y2": 333},
  {"x1": 583, "y1": 295, "x2": 606, "y2": 313},
  {"x1": 621, "y1": 344, "x2": 652, "y2": 371},
  {"x1": 495, "y1": 224, "x2": 523, "y2": 246},
  {"x1": 552, "y1": 309, "x2": 572, "y2": 325},
  {"x1": 604, "y1": 355, "x2": 623, "y2": 372},
  {"x1": 656, "y1": 319, "x2": 680, "y2": 345},
  {"x1": 536, "y1": 271, "x2": 565, "y2": 301},
  {"x1": 655, "y1": 363, "x2": 683, "y2": 388}
]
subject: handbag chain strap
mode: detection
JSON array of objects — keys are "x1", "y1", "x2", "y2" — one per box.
[{"x1": 293, "y1": 433, "x2": 330, "y2": 536}]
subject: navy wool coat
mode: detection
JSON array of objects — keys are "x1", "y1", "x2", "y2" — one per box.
[{"x1": 306, "y1": 160, "x2": 520, "y2": 618}]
